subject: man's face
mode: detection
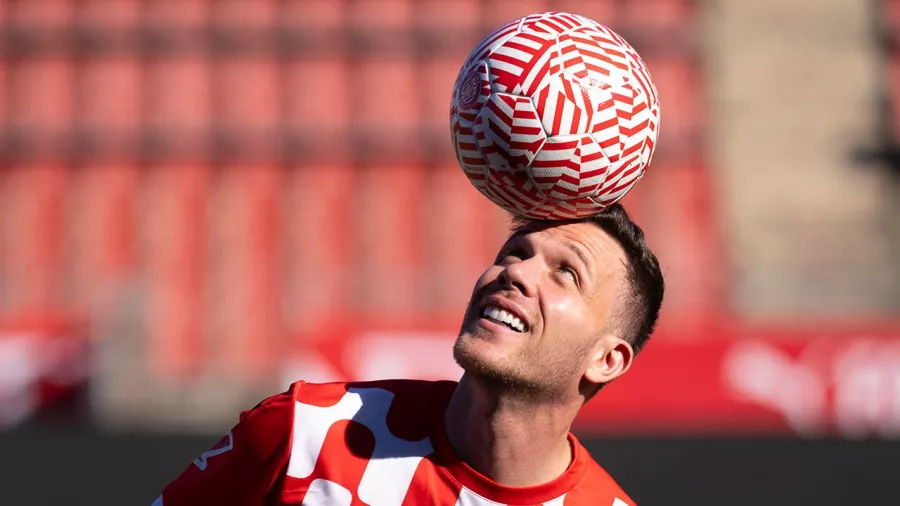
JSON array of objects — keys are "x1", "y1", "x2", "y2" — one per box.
[{"x1": 454, "y1": 220, "x2": 629, "y2": 398}]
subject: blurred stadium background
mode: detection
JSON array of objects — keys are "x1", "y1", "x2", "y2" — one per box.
[{"x1": 0, "y1": 0, "x2": 898, "y2": 504}]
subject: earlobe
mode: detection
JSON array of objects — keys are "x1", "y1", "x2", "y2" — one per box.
[{"x1": 584, "y1": 337, "x2": 634, "y2": 385}]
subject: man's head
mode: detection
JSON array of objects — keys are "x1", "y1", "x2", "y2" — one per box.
[{"x1": 454, "y1": 203, "x2": 664, "y2": 402}]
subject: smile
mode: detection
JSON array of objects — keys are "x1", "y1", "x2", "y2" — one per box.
[{"x1": 481, "y1": 305, "x2": 527, "y2": 333}]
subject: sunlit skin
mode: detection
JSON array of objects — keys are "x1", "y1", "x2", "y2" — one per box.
[{"x1": 445, "y1": 220, "x2": 636, "y2": 487}]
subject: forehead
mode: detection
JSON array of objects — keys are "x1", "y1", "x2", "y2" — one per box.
[{"x1": 508, "y1": 221, "x2": 626, "y2": 278}]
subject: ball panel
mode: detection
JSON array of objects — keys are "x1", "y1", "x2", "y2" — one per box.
[
  {"x1": 529, "y1": 134, "x2": 610, "y2": 201},
  {"x1": 534, "y1": 74, "x2": 599, "y2": 137},
  {"x1": 563, "y1": 28, "x2": 620, "y2": 80},
  {"x1": 593, "y1": 175, "x2": 641, "y2": 208},
  {"x1": 590, "y1": 78, "x2": 655, "y2": 167},
  {"x1": 520, "y1": 14, "x2": 571, "y2": 36},
  {"x1": 575, "y1": 19, "x2": 661, "y2": 150},
  {"x1": 451, "y1": 61, "x2": 493, "y2": 197},
  {"x1": 458, "y1": 20, "x2": 521, "y2": 80},
  {"x1": 476, "y1": 92, "x2": 547, "y2": 172},
  {"x1": 640, "y1": 128, "x2": 657, "y2": 168},
  {"x1": 580, "y1": 31, "x2": 632, "y2": 75},
  {"x1": 487, "y1": 30, "x2": 558, "y2": 97},
  {"x1": 625, "y1": 50, "x2": 659, "y2": 109},
  {"x1": 530, "y1": 197, "x2": 606, "y2": 220},
  {"x1": 484, "y1": 167, "x2": 545, "y2": 217},
  {"x1": 588, "y1": 93, "x2": 623, "y2": 162},
  {"x1": 450, "y1": 117, "x2": 488, "y2": 192},
  {"x1": 596, "y1": 145, "x2": 645, "y2": 205}
]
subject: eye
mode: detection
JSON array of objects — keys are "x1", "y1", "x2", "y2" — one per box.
[
  {"x1": 558, "y1": 264, "x2": 579, "y2": 284},
  {"x1": 496, "y1": 246, "x2": 524, "y2": 264}
]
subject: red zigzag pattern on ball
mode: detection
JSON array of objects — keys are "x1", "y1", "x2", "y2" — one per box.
[
  {"x1": 489, "y1": 32, "x2": 559, "y2": 97},
  {"x1": 461, "y1": 20, "x2": 521, "y2": 78},
  {"x1": 484, "y1": 168, "x2": 544, "y2": 218},
  {"x1": 451, "y1": 121, "x2": 487, "y2": 189},
  {"x1": 450, "y1": 12, "x2": 661, "y2": 219},
  {"x1": 483, "y1": 18, "x2": 650, "y2": 216},
  {"x1": 531, "y1": 136, "x2": 610, "y2": 200},
  {"x1": 482, "y1": 93, "x2": 546, "y2": 170}
]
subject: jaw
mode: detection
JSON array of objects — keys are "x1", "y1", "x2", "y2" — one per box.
[
  {"x1": 454, "y1": 331, "x2": 591, "y2": 405},
  {"x1": 453, "y1": 331, "x2": 540, "y2": 393},
  {"x1": 454, "y1": 330, "x2": 520, "y2": 372}
]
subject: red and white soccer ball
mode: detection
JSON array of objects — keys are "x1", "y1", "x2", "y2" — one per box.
[{"x1": 450, "y1": 12, "x2": 660, "y2": 219}]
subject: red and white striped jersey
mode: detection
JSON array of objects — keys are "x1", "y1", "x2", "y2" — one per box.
[{"x1": 154, "y1": 379, "x2": 635, "y2": 506}]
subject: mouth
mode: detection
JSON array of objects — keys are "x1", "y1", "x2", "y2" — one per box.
[{"x1": 480, "y1": 304, "x2": 528, "y2": 333}]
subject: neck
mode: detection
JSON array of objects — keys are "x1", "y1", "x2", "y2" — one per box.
[{"x1": 443, "y1": 374, "x2": 580, "y2": 487}]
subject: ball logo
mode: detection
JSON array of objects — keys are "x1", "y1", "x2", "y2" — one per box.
[
  {"x1": 457, "y1": 69, "x2": 481, "y2": 111},
  {"x1": 579, "y1": 76, "x2": 611, "y2": 91}
]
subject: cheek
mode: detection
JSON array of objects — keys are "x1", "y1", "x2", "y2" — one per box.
[
  {"x1": 472, "y1": 266, "x2": 501, "y2": 292},
  {"x1": 543, "y1": 294, "x2": 590, "y2": 329},
  {"x1": 545, "y1": 296, "x2": 575, "y2": 316}
]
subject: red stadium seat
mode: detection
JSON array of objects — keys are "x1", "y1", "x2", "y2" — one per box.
[
  {"x1": 354, "y1": 164, "x2": 425, "y2": 321},
  {"x1": 283, "y1": 164, "x2": 355, "y2": 336},
  {"x1": 143, "y1": 165, "x2": 210, "y2": 381},
  {"x1": 0, "y1": 0, "x2": 724, "y2": 389},
  {"x1": 212, "y1": 166, "x2": 283, "y2": 380}
]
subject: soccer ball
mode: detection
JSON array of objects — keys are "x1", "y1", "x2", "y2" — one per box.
[{"x1": 450, "y1": 12, "x2": 660, "y2": 219}]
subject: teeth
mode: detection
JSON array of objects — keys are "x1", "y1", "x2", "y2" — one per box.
[{"x1": 481, "y1": 305, "x2": 526, "y2": 332}]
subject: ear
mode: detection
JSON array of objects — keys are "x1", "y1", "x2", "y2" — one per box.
[{"x1": 583, "y1": 335, "x2": 634, "y2": 385}]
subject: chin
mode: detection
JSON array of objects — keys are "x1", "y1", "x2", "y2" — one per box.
[
  {"x1": 453, "y1": 335, "x2": 513, "y2": 377},
  {"x1": 452, "y1": 337, "x2": 542, "y2": 393}
]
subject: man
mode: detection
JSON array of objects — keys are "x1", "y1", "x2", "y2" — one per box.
[{"x1": 153, "y1": 203, "x2": 664, "y2": 505}]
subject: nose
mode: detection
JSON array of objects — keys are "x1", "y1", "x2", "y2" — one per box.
[{"x1": 497, "y1": 258, "x2": 537, "y2": 297}]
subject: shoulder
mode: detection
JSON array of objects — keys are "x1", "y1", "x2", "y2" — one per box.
[
  {"x1": 583, "y1": 462, "x2": 636, "y2": 505},
  {"x1": 289, "y1": 379, "x2": 456, "y2": 434},
  {"x1": 156, "y1": 386, "x2": 296, "y2": 504},
  {"x1": 289, "y1": 378, "x2": 456, "y2": 411},
  {"x1": 205, "y1": 385, "x2": 295, "y2": 466},
  {"x1": 220, "y1": 379, "x2": 452, "y2": 465},
  {"x1": 292, "y1": 378, "x2": 456, "y2": 399},
  {"x1": 566, "y1": 438, "x2": 637, "y2": 506}
]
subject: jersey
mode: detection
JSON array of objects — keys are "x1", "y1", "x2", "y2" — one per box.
[{"x1": 153, "y1": 379, "x2": 635, "y2": 506}]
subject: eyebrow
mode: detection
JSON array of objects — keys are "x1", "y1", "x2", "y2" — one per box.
[
  {"x1": 505, "y1": 230, "x2": 596, "y2": 278},
  {"x1": 561, "y1": 240, "x2": 594, "y2": 278}
]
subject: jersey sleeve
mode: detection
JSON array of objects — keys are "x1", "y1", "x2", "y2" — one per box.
[{"x1": 152, "y1": 389, "x2": 294, "y2": 506}]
